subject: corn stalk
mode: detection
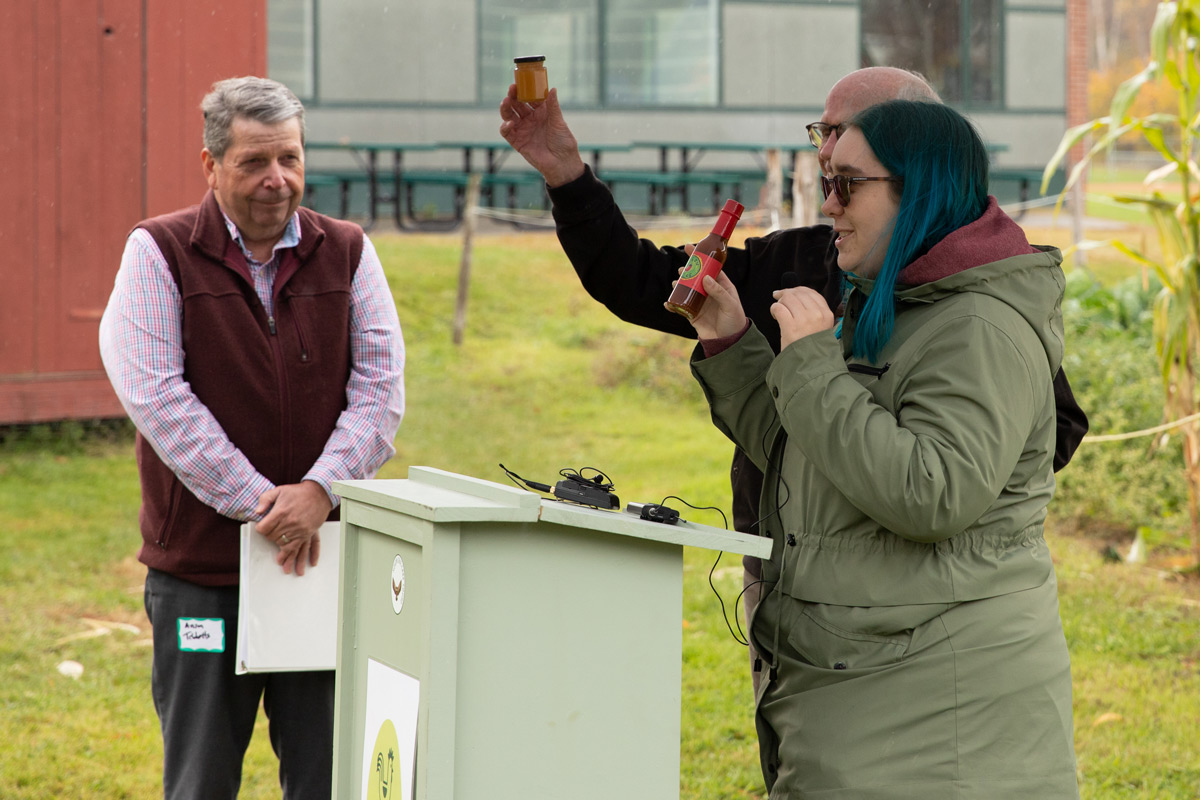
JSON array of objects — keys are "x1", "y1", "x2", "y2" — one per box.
[{"x1": 1044, "y1": 0, "x2": 1200, "y2": 566}]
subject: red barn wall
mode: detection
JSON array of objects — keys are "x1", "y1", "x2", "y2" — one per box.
[{"x1": 0, "y1": 1, "x2": 266, "y2": 425}]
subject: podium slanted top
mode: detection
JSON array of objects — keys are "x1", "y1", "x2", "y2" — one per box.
[
  {"x1": 537, "y1": 496, "x2": 771, "y2": 558},
  {"x1": 334, "y1": 467, "x2": 772, "y2": 559},
  {"x1": 334, "y1": 467, "x2": 541, "y2": 524}
]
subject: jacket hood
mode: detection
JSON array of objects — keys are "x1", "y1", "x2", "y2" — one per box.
[
  {"x1": 847, "y1": 197, "x2": 1066, "y2": 374},
  {"x1": 897, "y1": 196, "x2": 1039, "y2": 284}
]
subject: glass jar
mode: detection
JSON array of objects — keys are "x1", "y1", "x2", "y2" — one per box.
[{"x1": 514, "y1": 55, "x2": 548, "y2": 103}]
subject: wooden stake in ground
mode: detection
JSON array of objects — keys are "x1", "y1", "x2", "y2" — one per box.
[
  {"x1": 792, "y1": 150, "x2": 819, "y2": 228},
  {"x1": 763, "y1": 148, "x2": 782, "y2": 232},
  {"x1": 453, "y1": 173, "x2": 483, "y2": 346}
]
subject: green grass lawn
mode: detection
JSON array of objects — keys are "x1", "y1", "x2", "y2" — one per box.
[{"x1": 2, "y1": 224, "x2": 1198, "y2": 798}]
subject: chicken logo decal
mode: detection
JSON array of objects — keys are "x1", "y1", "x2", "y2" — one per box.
[
  {"x1": 368, "y1": 718, "x2": 401, "y2": 799},
  {"x1": 390, "y1": 555, "x2": 406, "y2": 614}
]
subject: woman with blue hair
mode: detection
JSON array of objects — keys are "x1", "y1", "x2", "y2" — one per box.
[{"x1": 685, "y1": 99, "x2": 1079, "y2": 797}]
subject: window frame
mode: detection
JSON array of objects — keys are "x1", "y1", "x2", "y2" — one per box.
[{"x1": 858, "y1": 0, "x2": 1005, "y2": 110}]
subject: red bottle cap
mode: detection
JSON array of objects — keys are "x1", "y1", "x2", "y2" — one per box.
[{"x1": 712, "y1": 199, "x2": 745, "y2": 239}]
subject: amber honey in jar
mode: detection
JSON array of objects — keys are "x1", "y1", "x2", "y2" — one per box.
[{"x1": 514, "y1": 55, "x2": 548, "y2": 103}]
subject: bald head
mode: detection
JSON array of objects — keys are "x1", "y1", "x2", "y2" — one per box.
[
  {"x1": 827, "y1": 67, "x2": 941, "y2": 112},
  {"x1": 815, "y1": 67, "x2": 941, "y2": 173}
]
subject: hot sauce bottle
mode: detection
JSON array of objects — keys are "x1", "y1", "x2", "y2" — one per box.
[
  {"x1": 514, "y1": 55, "x2": 548, "y2": 103},
  {"x1": 665, "y1": 199, "x2": 745, "y2": 320}
]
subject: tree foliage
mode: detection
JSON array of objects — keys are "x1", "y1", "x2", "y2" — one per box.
[{"x1": 1090, "y1": 0, "x2": 1157, "y2": 74}]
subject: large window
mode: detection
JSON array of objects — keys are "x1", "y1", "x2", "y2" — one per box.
[
  {"x1": 268, "y1": 0, "x2": 315, "y2": 99},
  {"x1": 480, "y1": 0, "x2": 718, "y2": 107},
  {"x1": 481, "y1": 0, "x2": 601, "y2": 105},
  {"x1": 860, "y1": 0, "x2": 1002, "y2": 106},
  {"x1": 605, "y1": 0, "x2": 718, "y2": 106}
]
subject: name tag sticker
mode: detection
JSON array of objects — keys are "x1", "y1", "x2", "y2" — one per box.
[{"x1": 178, "y1": 618, "x2": 225, "y2": 652}]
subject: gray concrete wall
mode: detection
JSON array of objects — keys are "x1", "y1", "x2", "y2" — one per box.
[
  {"x1": 723, "y1": 3, "x2": 857, "y2": 110},
  {"x1": 317, "y1": 0, "x2": 477, "y2": 103}
]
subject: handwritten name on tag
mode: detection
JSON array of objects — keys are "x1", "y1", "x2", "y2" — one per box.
[{"x1": 178, "y1": 618, "x2": 225, "y2": 652}]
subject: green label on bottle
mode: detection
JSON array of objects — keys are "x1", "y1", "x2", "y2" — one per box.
[{"x1": 679, "y1": 254, "x2": 703, "y2": 281}]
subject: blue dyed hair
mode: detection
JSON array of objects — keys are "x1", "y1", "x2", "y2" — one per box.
[{"x1": 846, "y1": 100, "x2": 989, "y2": 361}]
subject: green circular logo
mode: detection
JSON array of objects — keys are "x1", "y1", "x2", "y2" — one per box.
[
  {"x1": 368, "y1": 718, "x2": 401, "y2": 799},
  {"x1": 679, "y1": 254, "x2": 703, "y2": 280}
]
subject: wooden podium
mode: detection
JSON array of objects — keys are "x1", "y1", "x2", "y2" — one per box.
[{"x1": 331, "y1": 467, "x2": 772, "y2": 800}]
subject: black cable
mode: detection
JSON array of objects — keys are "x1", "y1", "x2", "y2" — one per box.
[
  {"x1": 707, "y1": 550, "x2": 751, "y2": 646},
  {"x1": 733, "y1": 576, "x2": 772, "y2": 645},
  {"x1": 657, "y1": 494, "x2": 750, "y2": 647},
  {"x1": 749, "y1": 416, "x2": 792, "y2": 538},
  {"x1": 501, "y1": 464, "x2": 619, "y2": 509},
  {"x1": 736, "y1": 409, "x2": 795, "y2": 676},
  {"x1": 559, "y1": 466, "x2": 614, "y2": 491},
  {"x1": 498, "y1": 463, "x2": 552, "y2": 493},
  {"x1": 659, "y1": 494, "x2": 727, "y2": 531}
]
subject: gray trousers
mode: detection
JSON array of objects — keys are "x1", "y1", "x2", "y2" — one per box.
[{"x1": 144, "y1": 569, "x2": 335, "y2": 800}]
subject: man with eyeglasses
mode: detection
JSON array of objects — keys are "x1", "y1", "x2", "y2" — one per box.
[{"x1": 499, "y1": 64, "x2": 1087, "y2": 693}]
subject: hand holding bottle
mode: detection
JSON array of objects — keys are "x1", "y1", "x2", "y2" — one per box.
[
  {"x1": 499, "y1": 86, "x2": 586, "y2": 188},
  {"x1": 681, "y1": 271, "x2": 748, "y2": 340},
  {"x1": 665, "y1": 199, "x2": 744, "y2": 320}
]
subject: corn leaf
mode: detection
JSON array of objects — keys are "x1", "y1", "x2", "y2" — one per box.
[
  {"x1": 1152, "y1": 3, "x2": 1178, "y2": 70},
  {"x1": 1112, "y1": 65, "x2": 1158, "y2": 122},
  {"x1": 1041, "y1": 119, "x2": 1107, "y2": 193}
]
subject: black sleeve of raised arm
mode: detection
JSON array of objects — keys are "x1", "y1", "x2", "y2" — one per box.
[
  {"x1": 549, "y1": 165, "x2": 696, "y2": 338},
  {"x1": 549, "y1": 165, "x2": 842, "y2": 350},
  {"x1": 1051, "y1": 366, "x2": 1088, "y2": 472}
]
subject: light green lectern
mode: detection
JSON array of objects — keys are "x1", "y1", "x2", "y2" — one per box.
[{"x1": 331, "y1": 466, "x2": 772, "y2": 800}]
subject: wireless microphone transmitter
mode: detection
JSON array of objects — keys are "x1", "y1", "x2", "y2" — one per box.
[
  {"x1": 552, "y1": 478, "x2": 619, "y2": 509},
  {"x1": 626, "y1": 502, "x2": 680, "y2": 524}
]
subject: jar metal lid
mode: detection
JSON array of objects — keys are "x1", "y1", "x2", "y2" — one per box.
[{"x1": 514, "y1": 55, "x2": 546, "y2": 63}]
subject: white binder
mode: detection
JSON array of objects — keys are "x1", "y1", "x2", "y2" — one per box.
[{"x1": 236, "y1": 521, "x2": 340, "y2": 674}]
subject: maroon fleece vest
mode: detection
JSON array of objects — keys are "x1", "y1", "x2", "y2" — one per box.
[{"x1": 134, "y1": 191, "x2": 364, "y2": 585}]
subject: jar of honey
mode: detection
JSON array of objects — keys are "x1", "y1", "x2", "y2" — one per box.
[{"x1": 514, "y1": 55, "x2": 548, "y2": 103}]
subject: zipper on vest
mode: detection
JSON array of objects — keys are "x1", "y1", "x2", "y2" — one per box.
[
  {"x1": 267, "y1": 315, "x2": 277, "y2": 335},
  {"x1": 848, "y1": 362, "x2": 890, "y2": 377}
]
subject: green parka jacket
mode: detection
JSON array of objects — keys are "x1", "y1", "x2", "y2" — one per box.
[{"x1": 692, "y1": 200, "x2": 1066, "y2": 607}]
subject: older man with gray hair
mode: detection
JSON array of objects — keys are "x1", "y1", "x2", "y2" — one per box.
[{"x1": 100, "y1": 76, "x2": 404, "y2": 799}]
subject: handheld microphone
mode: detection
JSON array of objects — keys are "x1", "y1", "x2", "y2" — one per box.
[{"x1": 780, "y1": 271, "x2": 800, "y2": 289}]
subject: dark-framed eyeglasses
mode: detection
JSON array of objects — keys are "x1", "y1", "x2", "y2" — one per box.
[
  {"x1": 820, "y1": 174, "x2": 902, "y2": 207},
  {"x1": 806, "y1": 121, "x2": 848, "y2": 148}
]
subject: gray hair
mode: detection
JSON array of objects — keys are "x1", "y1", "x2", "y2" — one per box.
[
  {"x1": 201, "y1": 76, "x2": 306, "y2": 158},
  {"x1": 893, "y1": 70, "x2": 943, "y2": 103}
]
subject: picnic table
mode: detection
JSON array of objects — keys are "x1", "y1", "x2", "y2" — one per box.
[
  {"x1": 633, "y1": 140, "x2": 812, "y2": 174},
  {"x1": 304, "y1": 141, "x2": 441, "y2": 230},
  {"x1": 305, "y1": 140, "x2": 551, "y2": 230},
  {"x1": 577, "y1": 142, "x2": 636, "y2": 174},
  {"x1": 601, "y1": 140, "x2": 813, "y2": 215},
  {"x1": 439, "y1": 140, "x2": 633, "y2": 191}
]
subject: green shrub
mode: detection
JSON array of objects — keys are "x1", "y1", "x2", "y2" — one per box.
[{"x1": 1053, "y1": 271, "x2": 1191, "y2": 551}]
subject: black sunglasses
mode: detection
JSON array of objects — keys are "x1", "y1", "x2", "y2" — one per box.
[{"x1": 820, "y1": 174, "x2": 903, "y2": 207}]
